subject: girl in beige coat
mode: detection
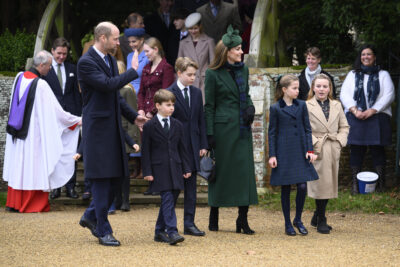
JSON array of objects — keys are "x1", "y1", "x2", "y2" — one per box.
[
  {"x1": 178, "y1": 12, "x2": 215, "y2": 102},
  {"x1": 306, "y1": 74, "x2": 349, "y2": 234}
]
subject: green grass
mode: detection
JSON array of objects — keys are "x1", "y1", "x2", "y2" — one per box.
[
  {"x1": 0, "y1": 191, "x2": 7, "y2": 207},
  {"x1": 258, "y1": 189, "x2": 400, "y2": 214}
]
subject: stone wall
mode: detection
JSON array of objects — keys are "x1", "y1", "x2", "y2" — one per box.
[{"x1": 0, "y1": 76, "x2": 14, "y2": 190}]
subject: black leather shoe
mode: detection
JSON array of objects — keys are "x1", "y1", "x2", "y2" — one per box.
[
  {"x1": 82, "y1": 192, "x2": 91, "y2": 200},
  {"x1": 154, "y1": 232, "x2": 170, "y2": 243},
  {"x1": 143, "y1": 190, "x2": 151, "y2": 195},
  {"x1": 79, "y1": 215, "x2": 97, "y2": 237},
  {"x1": 293, "y1": 220, "x2": 308, "y2": 235},
  {"x1": 50, "y1": 189, "x2": 61, "y2": 199},
  {"x1": 120, "y1": 202, "x2": 130, "y2": 212},
  {"x1": 66, "y1": 188, "x2": 79, "y2": 199},
  {"x1": 98, "y1": 234, "x2": 120, "y2": 246},
  {"x1": 285, "y1": 225, "x2": 296, "y2": 236},
  {"x1": 184, "y1": 225, "x2": 205, "y2": 236},
  {"x1": 168, "y1": 233, "x2": 184, "y2": 245}
]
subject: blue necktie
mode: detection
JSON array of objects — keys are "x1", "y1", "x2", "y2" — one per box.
[
  {"x1": 104, "y1": 56, "x2": 110, "y2": 68},
  {"x1": 162, "y1": 118, "x2": 169, "y2": 133}
]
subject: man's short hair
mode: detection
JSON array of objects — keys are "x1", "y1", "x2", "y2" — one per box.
[
  {"x1": 52, "y1": 37, "x2": 70, "y2": 50},
  {"x1": 154, "y1": 89, "x2": 176, "y2": 105},
  {"x1": 171, "y1": 8, "x2": 190, "y2": 21},
  {"x1": 94, "y1": 22, "x2": 114, "y2": 41},
  {"x1": 175, "y1": 57, "x2": 199, "y2": 73},
  {"x1": 32, "y1": 50, "x2": 52, "y2": 67}
]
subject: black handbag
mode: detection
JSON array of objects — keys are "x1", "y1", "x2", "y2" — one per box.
[{"x1": 198, "y1": 150, "x2": 216, "y2": 183}]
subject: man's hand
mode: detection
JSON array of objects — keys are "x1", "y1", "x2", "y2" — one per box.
[
  {"x1": 144, "y1": 175, "x2": 154, "y2": 181},
  {"x1": 183, "y1": 173, "x2": 191, "y2": 179},
  {"x1": 133, "y1": 144, "x2": 140, "y2": 152},
  {"x1": 131, "y1": 49, "x2": 139, "y2": 70},
  {"x1": 134, "y1": 115, "x2": 148, "y2": 130}
]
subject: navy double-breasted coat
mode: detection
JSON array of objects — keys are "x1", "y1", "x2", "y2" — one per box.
[
  {"x1": 141, "y1": 116, "x2": 191, "y2": 193},
  {"x1": 77, "y1": 46, "x2": 139, "y2": 179},
  {"x1": 268, "y1": 99, "x2": 319, "y2": 185},
  {"x1": 168, "y1": 82, "x2": 208, "y2": 171}
]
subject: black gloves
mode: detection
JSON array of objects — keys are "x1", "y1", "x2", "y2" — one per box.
[
  {"x1": 243, "y1": 105, "x2": 255, "y2": 126},
  {"x1": 207, "y1": 135, "x2": 216, "y2": 150}
]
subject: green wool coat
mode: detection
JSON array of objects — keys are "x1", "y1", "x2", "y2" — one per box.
[{"x1": 204, "y1": 65, "x2": 258, "y2": 207}]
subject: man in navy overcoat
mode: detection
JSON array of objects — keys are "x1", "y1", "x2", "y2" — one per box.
[
  {"x1": 77, "y1": 22, "x2": 146, "y2": 247},
  {"x1": 44, "y1": 37, "x2": 82, "y2": 199},
  {"x1": 167, "y1": 57, "x2": 208, "y2": 236}
]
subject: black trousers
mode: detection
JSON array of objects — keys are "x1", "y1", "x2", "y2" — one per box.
[{"x1": 350, "y1": 145, "x2": 386, "y2": 167}]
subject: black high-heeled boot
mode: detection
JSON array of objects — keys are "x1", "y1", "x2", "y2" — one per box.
[
  {"x1": 236, "y1": 206, "x2": 255, "y2": 235},
  {"x1": 209, "y1": 207, "x2": 219, "y2": 231}
]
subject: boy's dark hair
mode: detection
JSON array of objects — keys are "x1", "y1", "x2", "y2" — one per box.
[
  {"x1": 154, "y1": 89, "x2": 176, "y2": 105},
  {"x1": 175, "y1": 57, "x2": 198, "y2": 72},
  {"x1": 171, "y1": 8, "x2": 190, "y2": 21},
  {"x1": 52, "y1": 37, "x2": 70, "y2": 50}
]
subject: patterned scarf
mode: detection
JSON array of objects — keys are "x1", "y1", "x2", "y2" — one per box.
[
  {"x1": 353, "y1": 65, "x2": 380, "y2": 111},
  {"x1": 225, "y1": 62, "x2": 250, "y2": 138}
]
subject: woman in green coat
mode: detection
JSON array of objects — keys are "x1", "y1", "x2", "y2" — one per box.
[{"x1": 204, "y1": 25, "x2": 258, "y2": 235}]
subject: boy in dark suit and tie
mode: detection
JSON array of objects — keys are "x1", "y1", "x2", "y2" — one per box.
[
  {"x1": 142, "y1": 89, "x2": 191, "y2": 245},
  {"x1": 167, "y1": 57, "x2": 208, "y2": 236}
]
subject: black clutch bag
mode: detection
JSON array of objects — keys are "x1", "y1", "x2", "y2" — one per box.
[{"x1": 198, "y1": 150, "x2": 216, "y2": 183}]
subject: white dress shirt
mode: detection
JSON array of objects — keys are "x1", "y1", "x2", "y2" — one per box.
[
  {"x1": 156, "y1": 113, "x2": 170, "y2": 128},
  {"x1": 177, "y1": 80, "x2": 190, "y2": 106}
]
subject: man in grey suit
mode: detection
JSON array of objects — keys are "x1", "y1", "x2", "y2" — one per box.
[{"x1": 197, "y1": 0, "x2": 242, "y2": 43}]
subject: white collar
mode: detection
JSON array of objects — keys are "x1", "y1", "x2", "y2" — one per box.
[
  {"x1": 177, "y1": 80, "x2": 189, "y2": 91},
  {"x1": 93, "y1": 45, "x2": 107, "y2": 60},
  {"x1": 156, "y1": 113, "x2": 169, "y2": 124},
  {"x1": 52, "y1": 59, "x2": 64, "y2": 68}
]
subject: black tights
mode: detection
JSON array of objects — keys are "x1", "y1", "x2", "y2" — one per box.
[
  {"x1": 281, "y1": 183, "x2": 307, "y2": 227},
  {"x1": 315, "y1": 199, "x2": 329, "y2": 218}
]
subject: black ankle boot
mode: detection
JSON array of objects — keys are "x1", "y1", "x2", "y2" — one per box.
[
  {"x1": 209, "y1": 207, "x2": 219, "y2": 231},
  {"x1": 351, "y1": 166, "x2": 361, "y2": 195},
  {"x1": 236, "y1": 206, "x2": 255, "y2": 235},
  {"x1": 317, "y1": 216, "x2": 330, "y2": 234},
  {"x1": 375, "y1": 165, "x2": 385, "y2": 192}
]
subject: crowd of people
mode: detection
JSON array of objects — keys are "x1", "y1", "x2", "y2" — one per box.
[{"x1": 2, "y1": 0, "x2": 396, "y2": 248}]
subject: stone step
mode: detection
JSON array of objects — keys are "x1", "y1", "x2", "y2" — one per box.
[{"x1": 49, "y1": 192, "x2": 209, "y2": 206}]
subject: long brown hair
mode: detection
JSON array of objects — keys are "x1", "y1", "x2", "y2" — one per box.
[
  {"x1": 307, "y1": 73, "x2": 333, "y2": 100},
  {"x1": 275, "y1": 74, "x2": 299, "y2": 101},
  {"x1": 209, "y1": 40, "x2": 229, "y2": 70}
]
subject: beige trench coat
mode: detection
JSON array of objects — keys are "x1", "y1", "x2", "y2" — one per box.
[
  {"x1": 178, "y1": 33, "x2": 215, "y2": 102},
  {"x1": 306, "y1": 97, "x2": 349, "y2": 199}
]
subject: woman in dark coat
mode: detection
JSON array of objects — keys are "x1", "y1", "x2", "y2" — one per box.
[
  {"x1": 138, "y1": 37, "x2": 175, "y2": 119},
  {"x1": 298, "y1": 47, "x2": 336, "y2": 100},
  {"x1": 340, "y1": 44, "x2": 395, "y2": 193},
  {"x1": 204, "y1": 25, "x2": 258, "y2": 235},
  {"x1": 268, "y1": 74, "x2": 318, "y2": 236}
]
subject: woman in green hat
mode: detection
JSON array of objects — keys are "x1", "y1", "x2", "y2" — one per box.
[{"x1": 204, "y1": 25, "x2": 258, "y2": 235}]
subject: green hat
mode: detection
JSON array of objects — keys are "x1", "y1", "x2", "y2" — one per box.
[{"x1": 222, "y1": 25, "x2": 242, "y2": 48}]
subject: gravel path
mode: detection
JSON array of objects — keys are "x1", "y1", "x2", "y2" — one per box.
[{"x1": 1, "y1": 206, "x2": 400, "y2": 266}]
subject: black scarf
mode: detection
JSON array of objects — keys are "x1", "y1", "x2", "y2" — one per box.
[{"x1": 353, "y1": 65, "x2": 380, "y2": 111}]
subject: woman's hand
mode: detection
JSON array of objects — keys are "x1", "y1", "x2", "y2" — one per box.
[
  {"x1": 144, "y1": 175, "x2": 154, "y2": 181},
  {"x1": 269, "y1": 157, "x2": 277, "y2": 168},
  {"x1": 145, "y1": 112, "x2": 153, "y2": 119},
  {"x1": 199, "y1": 149, "x2": 207, "y2": 157},
  {"x1": 361, "y1": 108, "x2": 377, "y2": 120},
  {"x1": 306, "y1": 152, "x2": 318, "y2": 163},
  {"x1": 133, "y1": 144, "x2": 140, "y2": 152}
]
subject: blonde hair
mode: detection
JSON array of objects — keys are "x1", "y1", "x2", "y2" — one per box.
[
  {"x1": 144, "y1": 37, "x2": 165, "y2": 58},
  {"x1": 154, "y1": 89, "x2": 176, "y2": 105},
  {"x1": 275, "y1": 74, "x2": 299, "y2": 101},
  {"x1": 208, "y1": 40, "x2": 229, "y2": 70},
  {"x1": 307, "y1": 73, "x2": 334, "y2": 100},
  {"x1": 175, "y1": 57, "x2": 198, "y2": 72}
]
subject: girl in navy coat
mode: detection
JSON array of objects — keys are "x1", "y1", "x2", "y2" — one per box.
[{"x1": 268, "y1": 74, "x2": 319, "y2": 236}]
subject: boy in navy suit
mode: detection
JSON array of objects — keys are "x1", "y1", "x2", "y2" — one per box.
[
  {"x1": 167, "y1": 57, "x2": 208, "y2": 236},
  {"x1": 142, "y1": 89, "x2": 191, "y2": 245}
]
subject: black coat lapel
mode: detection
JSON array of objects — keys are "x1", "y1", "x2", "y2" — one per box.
[
  {"x1": 173, "y1": 84, "x2": 190, "y2": 117},
  {"x1": 88, "y1": 47, "x2": 112, "y2": 76}
]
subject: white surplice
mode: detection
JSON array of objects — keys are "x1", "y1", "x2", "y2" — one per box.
[{"x1": 2, "y1": 72, "x2": 81, "y2": 191}]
